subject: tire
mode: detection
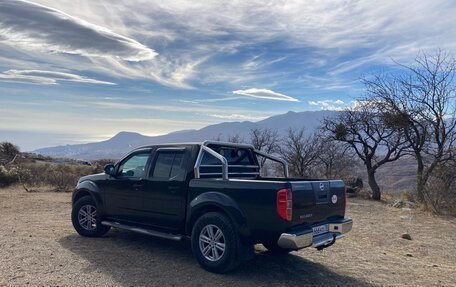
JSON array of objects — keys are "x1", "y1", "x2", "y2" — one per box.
[
  {"x1": 262, "y1": 240, "x2": 292, "y2": 255},
  {"x1": 71, "y1": 196, "x2": 110, "y2": 237},
  {"x1": 191, "y1": 212, "x2": 241, "y2": 273}
]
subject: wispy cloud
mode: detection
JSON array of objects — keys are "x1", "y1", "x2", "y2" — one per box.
[
  {"x1": 0, "y1": 0, "x2": 157, "y2": 61},
  {"x1": 88, "y1": 100, "x2": 274, "y2": 120},
  {"x1": 309, "y1": 99, "x2": 346, "y2": 111},
  {"x1": 179, "y1": 96, "x2": 244, "y2": 104},
  {"x1": 207, "y1": 113, "x2": 267, "y2": 121},
  {"x1": 233, "y1": 88, "x2": 299, "y2": 102},
  {"x1": 0, "y1": 69, "x2": 115, "y2": 85},
  {"x1": 2, "y1": 0, "x2": 455, "y2": 90}
]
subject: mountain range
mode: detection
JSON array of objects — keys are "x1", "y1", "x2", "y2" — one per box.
[{"x1": 34, "y1": 110, "x2": 337, "y2": 160}]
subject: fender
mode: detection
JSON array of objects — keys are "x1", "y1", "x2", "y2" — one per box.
[
  {"x1": 186, "y1": 192, "x2": 249, "y2": 237},
  {"x1": 73, "y1": 180, "x2": 104, "y2": 213}
]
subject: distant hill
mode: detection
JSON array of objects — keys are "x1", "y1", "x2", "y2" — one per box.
[{"x1": 34, "y1": 110, "x2": 337, "y2": 160}]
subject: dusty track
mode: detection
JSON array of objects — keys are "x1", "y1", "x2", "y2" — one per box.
[{"x1": 0, "y1": 187, "x2": 455, "y2": 286}]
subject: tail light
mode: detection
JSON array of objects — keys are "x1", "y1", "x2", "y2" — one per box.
[{"x1": 277, "y1": 188, "x2": 292, "y2": 221}]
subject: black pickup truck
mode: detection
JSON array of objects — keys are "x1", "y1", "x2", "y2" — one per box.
[{"x1": 72, "y1": 141, "x2": 352, "y2": 273}]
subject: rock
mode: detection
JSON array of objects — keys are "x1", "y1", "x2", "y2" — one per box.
[
  {"x1": 401, "y1": 233, "x2": 412, "y2": 240},
  {"x1": 393, "y1": 200, "x2": 417, "y2": 209},
  {"x1": 406, "y1": 253, "x2": 413, "y2": 257}
]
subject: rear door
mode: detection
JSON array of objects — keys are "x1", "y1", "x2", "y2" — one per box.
[
  {"x1": 290, "y1": 180, "x2": 345, "y2": 226},
  {"x1": 141, "y1": 147, "x2": 191, "y2": 230}
]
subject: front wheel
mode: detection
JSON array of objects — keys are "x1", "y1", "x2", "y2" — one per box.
[
  {"x1": 191, "y1": 212, "x2": 241, "y2": 273},
  {"x1": 71, "y1": 196, "x2": 110, "y2": 237}
]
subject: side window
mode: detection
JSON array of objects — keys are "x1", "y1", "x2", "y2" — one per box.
[
  {"x1": 152, "y1": 151, "x2": 186, "y2": 180},
  {"x1": 117, "y1": 152, "x2": 150, "y2": 178}
]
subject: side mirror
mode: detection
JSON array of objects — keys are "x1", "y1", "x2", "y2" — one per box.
[{"x1": 104, "y1": 164, "x2": 116, "y2": 176}]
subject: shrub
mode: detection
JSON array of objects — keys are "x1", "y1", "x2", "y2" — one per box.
[
  {"x1": 46, "y1": 164, "x2": 94, "y2": 192},
  {"x1": 0, "y1": 165, "x2": 19, "y2": 187},
  {"x1": 46, "y1": 164, "x2": 78, "y2": 192},
  {"x1": 15, "y1": 164, "x2": 49, "y2": 192},
  {"x1": 423, "y1": 164, "x2": 456, "y2": 215}
]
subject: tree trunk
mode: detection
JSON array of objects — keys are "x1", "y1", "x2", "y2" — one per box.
[
  {"x1": 367, "y1": 169, "x2": 381, "y2": 200},
  {"x1": 416, "y1": 159, "x2": 425, "y2": 202}
]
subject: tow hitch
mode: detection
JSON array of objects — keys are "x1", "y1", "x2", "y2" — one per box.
[{"x1": 314, "y1": 233, "x2": 341, "y2": 251}]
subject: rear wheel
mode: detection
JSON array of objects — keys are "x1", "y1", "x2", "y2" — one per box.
[
  {"x1": 191, "y1": 212, "x2": 241, "y2": 273},
  {"x1": 71, "y1": 196, "x2": 110, "y2": 237}
]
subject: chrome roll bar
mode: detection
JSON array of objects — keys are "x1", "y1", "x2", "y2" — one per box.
[
  {"x1": 194, "y1": 145, "x2": 229, "y2": 180},
  {"x1": 193, "y1": 141, "x2": 289, "y2": 180},
  {"x1": 253, "y1": 149, "x2": 289, "y2": 178}
]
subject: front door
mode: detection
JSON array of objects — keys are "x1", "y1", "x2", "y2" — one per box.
[{"x1": 104, "y1": 150, "x2": 151, "y2": 223}]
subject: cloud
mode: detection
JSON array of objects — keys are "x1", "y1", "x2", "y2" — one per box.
[
  {"x1": 0, "y1": 0, "x2": 157, "y2": 62},
  {"x1": 233, "y1": 88, "x2": 299, "y2": 102},
  {"x1": 1, "y1": 0, "x2": 456, "y2": 91},
  {"x1": 88, "y1": 100, "x2": 274, "y2": 120},
  {"x1": 179, "y1": 96, "x2": 244, "y2": 104},
  {"x1": 0, "y1": 69, "x2": 115, "y2": 85},
  {"x1": 309, "y1": 99, "x2": 346, "y2": 110},
  {"x1": 207, "y1": 113, "x2": 267, "y2": 121}
]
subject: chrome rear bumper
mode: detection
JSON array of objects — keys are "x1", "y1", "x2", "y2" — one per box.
[{"x1": 277, "y1": 217, "x2": 352, "y2": 250}]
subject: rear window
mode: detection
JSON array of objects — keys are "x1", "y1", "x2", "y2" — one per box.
[
  {"x1": 201, "y1": 146, "x2": 255, "y2": 165},
  {"x1": 152, "y1": 151, "x2": 186, "y2": 180}
]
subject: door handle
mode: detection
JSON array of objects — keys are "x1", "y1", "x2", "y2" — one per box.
[
  {"x1": 133, "y1": 184, "x2": 142, "y2": 190},
  {"x1": 168, "y1": 186, "x2": 180, "y2": 193}
]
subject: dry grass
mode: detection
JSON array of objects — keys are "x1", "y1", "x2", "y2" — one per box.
[{"x1": 0, "y1": 186, "x2": 455, "y2": 287}]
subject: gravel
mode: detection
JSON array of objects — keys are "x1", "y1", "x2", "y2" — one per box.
[{"x1": 1, "y1": 186, "x2": 455, "y2": 287}]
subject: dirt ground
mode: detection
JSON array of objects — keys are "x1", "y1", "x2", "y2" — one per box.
[{"x1": 0, "y1": 187, "x2": 455, "y2": 287}]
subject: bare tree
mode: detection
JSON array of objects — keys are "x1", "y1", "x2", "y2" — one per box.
[
  {"x1": 211, "y1": 134, "x2": 223, "y2": 141},
  {"x1": 0, "y1": 142, "x2": 20, "y2": 165},
  {"x1": 364, "y1": 50, "x2": 456, "y2": 204},
  {"x1": 279, "y1": 128, "x2": 321, "y2": 177},
  {"x1": 226, "y1": 134, "x2": 245, "y2": 143},
  {"x1": 323, "y1": 102, "x2": 408, "y2": 200},
  {"x1": 249, "y1": 128, "x2": 280, "y2": 166},
  {"x1": 316, "y1": 138, "x2": 356, "y2": 179}
]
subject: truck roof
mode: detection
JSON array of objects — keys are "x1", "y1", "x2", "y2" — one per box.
[{"x1": 131, "y1": 141, "x2": 256, "y2": 151}]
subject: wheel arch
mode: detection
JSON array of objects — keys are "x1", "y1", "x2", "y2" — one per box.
[
  {"x1": 73, "y1": 181, "x2": 103, "y2": 212},
  {"x1": 186, "y1": 192, "x2": 249, "y2": 238}
]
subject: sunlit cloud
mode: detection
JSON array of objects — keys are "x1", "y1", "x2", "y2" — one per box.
[
  {"x1": 309, "y1": 99, "x2": 346, "y2": 111},
  {"x1": 207, "y1": 113, "x2": 267, "y2": 121},
  {"x1": 0, "y1": 0, "x2": 157, "y2": 61},
  {"x1": 0, "y1": 69, "x2": 115, "y2": 85},
  {"x1": 233, "y1": 88, "x2": 299, "y2": 102}
]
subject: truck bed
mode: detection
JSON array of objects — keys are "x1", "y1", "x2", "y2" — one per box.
[{"x1": 188, "y1": 177, "x2": 346, "y2": 243}]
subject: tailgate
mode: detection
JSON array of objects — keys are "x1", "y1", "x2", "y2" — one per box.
[{"x1": 290, "y1": 180, "x2": 345, "y2": 226}]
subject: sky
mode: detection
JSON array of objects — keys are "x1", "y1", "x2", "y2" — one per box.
[{"x1": 0, "y1": 0, "x2": 455, "y2": 151}]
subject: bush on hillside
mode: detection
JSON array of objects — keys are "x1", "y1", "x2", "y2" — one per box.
[
  {"x1": 16, "y1": 164, "x2": 50, "y2": 192},
  {"x1": 46, "y1": 164, "x2": 96, "y2": 192},
  {"x1": 424, "y1": 164, "x2": 456, "y2": 215},
  {"x1": 0, "y1": 165, "x2": 19, "y2": 187}
]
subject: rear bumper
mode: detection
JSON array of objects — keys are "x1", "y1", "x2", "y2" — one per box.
[{"x1": 277, "y1": 217, "x2": 353, "y2": 250}]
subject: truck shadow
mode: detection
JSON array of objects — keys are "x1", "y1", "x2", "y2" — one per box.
[{"x1": 59, "y1": 229, "x2": 374, "y2": 287}]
